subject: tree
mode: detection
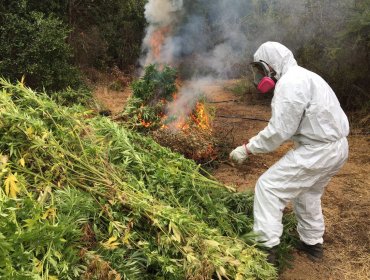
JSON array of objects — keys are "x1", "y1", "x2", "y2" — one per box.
[{"x1": 0, "y1": 10, "x2": 79, "y2": 91}]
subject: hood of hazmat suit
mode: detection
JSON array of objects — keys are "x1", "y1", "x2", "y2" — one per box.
[
  {"x1": 253, "y1": 41, "x2": 297, "y2": 81},
  {"x1": 247, "y1": 42, "x2": 350, "y2": 248},
  {"x1": 247, "y1": 41, "x2": 349, "y2": 154}
]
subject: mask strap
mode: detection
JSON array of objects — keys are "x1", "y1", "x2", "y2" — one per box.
[{"x1": 259, "y1": 60, "x2": 276, "y2": 78}]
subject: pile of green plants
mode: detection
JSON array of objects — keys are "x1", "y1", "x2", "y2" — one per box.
[{"x1": 0, "y1": 79, "x2": 296, "y2": 279}]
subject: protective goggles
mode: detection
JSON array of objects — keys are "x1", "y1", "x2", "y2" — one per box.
[{"x1": 250, "y1": 60, "x2": 277, "y2": 93}]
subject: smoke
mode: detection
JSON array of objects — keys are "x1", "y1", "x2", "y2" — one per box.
[
  {"x1": 140, "y1": 0, "x2": 253, "y2": 125},
  {"x1": 144, "y1": 0, "x2": 183, "y2": 25},
  {"x1": 141, "y1": 0, "x2": 351, "y2": 75},
  {"x1": 139, "y1": 0, "x2": 351, "y2": 128},
  {"x1": 141, "y1": 0, "x2": 250, "y2": 79}
]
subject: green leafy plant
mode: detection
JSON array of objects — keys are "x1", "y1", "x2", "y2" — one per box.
[
  {"x1": 123, "y1": 64, "x2": 177, "y2": 130},
  {"x1": 50, "y1": 86, "x2": 92, "y2": 107},
  {"x1": 0, "y1": 78, "x2": 297, "y2": 279}
]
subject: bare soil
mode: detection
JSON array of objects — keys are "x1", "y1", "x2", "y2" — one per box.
[{"x1": 94, "y1": 80, "x2": 370, "y2": 280}]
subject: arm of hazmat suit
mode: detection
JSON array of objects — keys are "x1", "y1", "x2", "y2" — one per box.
[{"x1": 246, "y1": 80, "x2": 308, "y2": 154}]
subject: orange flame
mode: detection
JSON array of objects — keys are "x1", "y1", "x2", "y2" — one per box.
[
  {"x1": 149, "y1": 26, "x2": 171, "y2": 61},
  {"x1": 137, "y1": 94, "x2": 211, "y2": 133},
  {"x1": 191, "y1": 102, "x2": 211, "y2": 131},
  {"x1": 161, "y1": 115, "x2": 189, "y2": 131},
  {"x1": 159, "y1": 101, "x2": 211, "y2": 132},
  {"x1": 141, "y1": 120, "x2": 152, "y2": 128},
  {"x1": 138, "y1": 105, "x2": 153, "y2": 128}
]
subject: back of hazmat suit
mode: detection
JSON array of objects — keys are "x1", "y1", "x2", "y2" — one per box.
[{"x1": 245, "y1": 42, "x2": 349, "y2": 248}]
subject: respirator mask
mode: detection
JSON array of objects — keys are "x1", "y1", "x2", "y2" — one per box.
[{"x1": 250, "y1": 60, "x2": 277, "y2": 93}]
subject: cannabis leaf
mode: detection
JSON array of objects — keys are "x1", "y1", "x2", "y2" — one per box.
[
  {"x1": 101, "y1": 236, "x2": 120, "y2": 250},
  {"x1": 4, "y1": 172, "x2": 20, "y2": 198}
]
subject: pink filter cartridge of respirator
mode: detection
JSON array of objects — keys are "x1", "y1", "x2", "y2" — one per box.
[{"x1": 257, "y1": 77, "x2": 275, "y2": 93}]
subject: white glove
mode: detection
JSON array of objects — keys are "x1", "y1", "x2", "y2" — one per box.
[{"x1": 229, "y1": 144, "x2": 249, "y2": 165}]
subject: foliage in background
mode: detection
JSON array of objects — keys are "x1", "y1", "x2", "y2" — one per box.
[
  {"x1": 0, "y1": 79, "x2": 298, "y2": 279},
  {"x1": 13, "y1": 0, "x2": 148, "y2": 70},
  {"x1": 244, "y1": 0, "x2": 370, "y2": 111},
  {"x1": 0, "y1": 0, "x2": 147, "y2": 91},
  {"x1": 1, "y1": 0, "x2": 368, "y2": 112},
  {"x1": 294, "y1": 0, "x2": 369, "y2": 111},
  {"x1": 0, "y1": 10, "x2": 79, "y2": 91}
]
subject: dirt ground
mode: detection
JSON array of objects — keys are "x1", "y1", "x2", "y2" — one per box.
[{"x1": 94, "y1": 80, "x2": 370, "y2": 280}]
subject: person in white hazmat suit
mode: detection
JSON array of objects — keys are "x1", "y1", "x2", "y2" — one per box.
[{"x1": 230, "y1": 42, "x2": 349, "y2": 262}]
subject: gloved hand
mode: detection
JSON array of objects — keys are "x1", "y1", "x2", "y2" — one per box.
[{"x1": 229, "y1": 144, "x2": 249, "y2": 165}]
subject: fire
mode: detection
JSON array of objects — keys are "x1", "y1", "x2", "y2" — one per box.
[
  {"x1": 136, "y1": 88, "x2": 212, "y2": 133},
  {"x1": 191, "y1": 102, "x2": 211, "y2": 130},
  {"x1": 160, "y1": 101, "x2": 211, "y2": 132},
  {"x1": 145, "y1": 97, "x2": 216, "y2": 163},
  {"x1": 138, "y1": 105, "x2": 153, "y2": 128},
  {"x1": 149, "y1": 26, "x2": 171, "y2": 62},
  {"x1": 170, "y1": 116, "x2": 189, "y2": 131},
  {"x1": 141, "y1": 120, "x2": 152, "y2": 128}
]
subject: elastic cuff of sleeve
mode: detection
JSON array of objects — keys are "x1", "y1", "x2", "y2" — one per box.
[
  {"x1": 243, "y1": 143, "x2": 249, "y2": 155},
  {"x1": 246, "y1": 142, "x2": 256, "y2": 155}
]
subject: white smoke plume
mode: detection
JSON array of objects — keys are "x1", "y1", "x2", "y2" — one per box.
[
  {"x1": 145, "y1": 0, "x2": 183, "y2": 25},
  {"x1": 140, "y1": 0, "x2": 252, "y2": 127},
  {"x1": 141, "y1": 0, "x2": 184, "y2": 67},
  {"x1": 141, "y1": 0, "x2": 249, "y2": 78},
  {"x1": 140, "y1": 0, "x2": 351, "y2": 129}
]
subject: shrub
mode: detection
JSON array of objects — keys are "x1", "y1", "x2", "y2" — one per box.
[
  {"x1": 123, "y1": 64, "x2": 178, "y2": 130},
  {"x1": 66, "y1": 0, "x2": 147, "y2": 70},
  {"x1": 0, "y1": 11, "x2": 80, "y2": 91}
]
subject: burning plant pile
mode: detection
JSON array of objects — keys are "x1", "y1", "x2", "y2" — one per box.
[
  {"x1": 123, "y1": 65, "x2": 217, "y2": 163},
  {"x1": 132, "y1": 0, "x2": 253, "y2": 163},
  {"x1": 0, "y1": 79, "x2": 296, "y2": 279}
]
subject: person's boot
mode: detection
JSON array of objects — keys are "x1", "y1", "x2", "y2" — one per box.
[{"x1": 297, "y1": 241, "x2": 323, "y2": 262}]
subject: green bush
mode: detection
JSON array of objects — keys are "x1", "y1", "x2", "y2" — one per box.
[
  {"x1": 59, "y1": 0, "x2": 148, "y2": 70},
  {"x1": 1, "y1": 0, "x2": 147, "y2": 71},
  {"x1": 0, "y1": 11, "x2": 80, "y2": 91},
  {"x1": 124, "y1": 65, "x2": 178, "y2": 130}
]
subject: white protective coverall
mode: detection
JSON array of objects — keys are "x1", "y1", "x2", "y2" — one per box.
[{"x1": 246, "y1": 42, "x2": 349, "y2": 248}]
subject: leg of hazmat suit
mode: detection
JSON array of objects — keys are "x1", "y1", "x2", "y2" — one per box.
[{"x1": 253, "y1": 138, "x2": 348, "y2": 248}]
